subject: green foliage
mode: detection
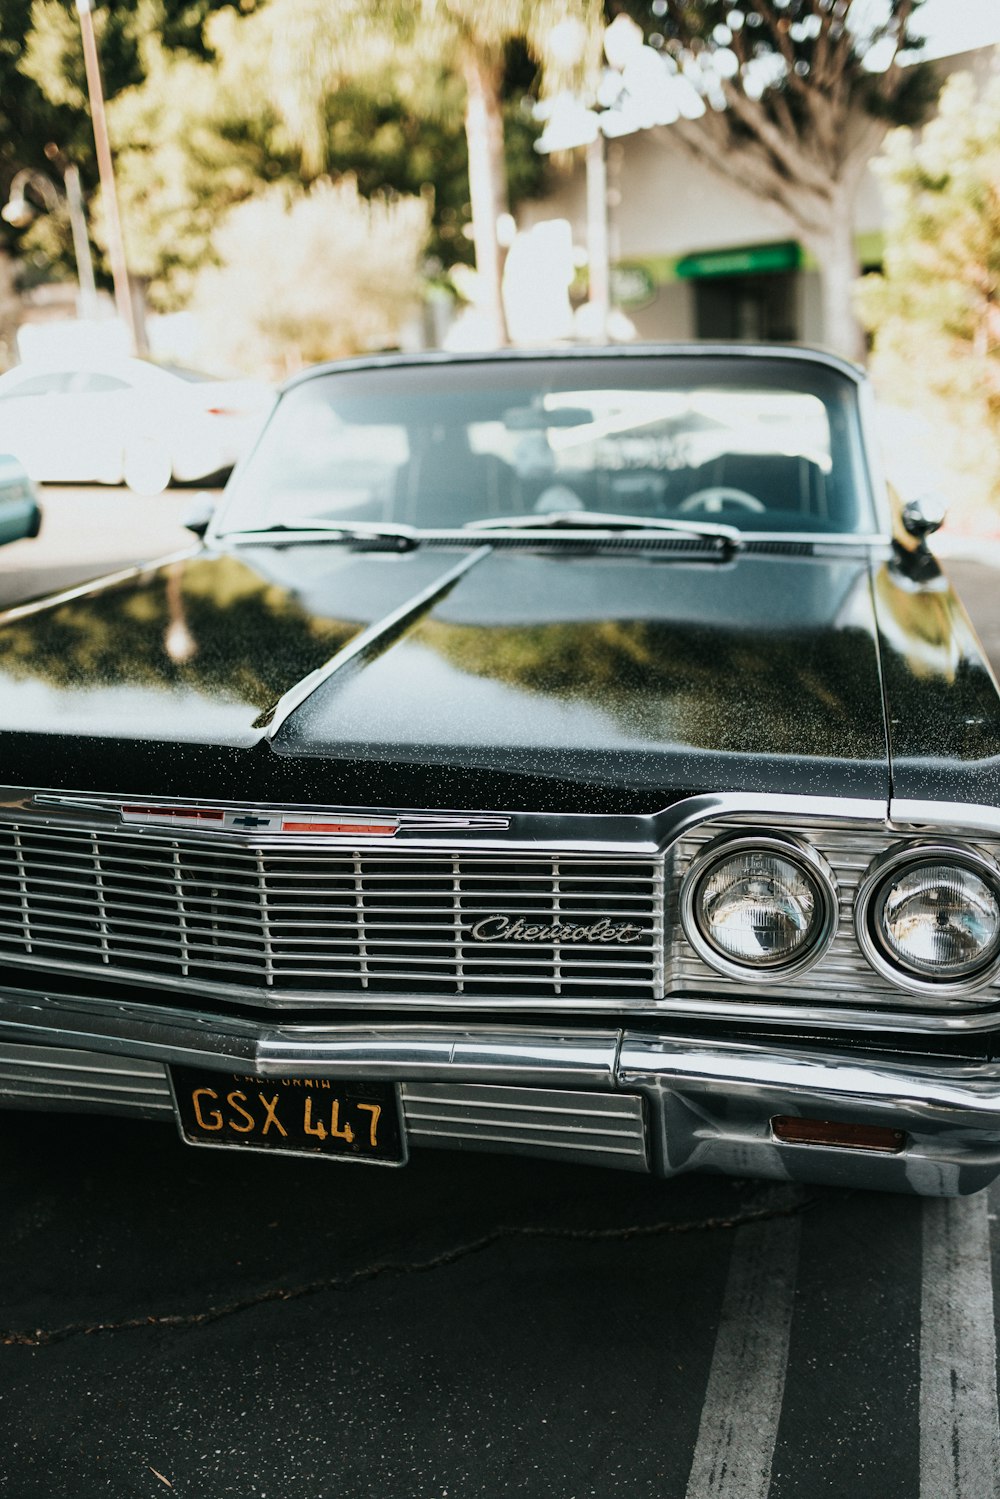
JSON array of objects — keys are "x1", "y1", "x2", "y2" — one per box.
[
  {"x1": 858, "y1": 72, "x2": 1000, "y2": 512},
  {"x1": 236, "y1": 0, "x2": 600, "y2": 171},
  {"x1": 620, "y1": 0, "x2": 935, "y2": 142},
  {"x1": 188, "y1": 177, "x2": 430, "y2": 374},
  {"x1": 7, "y1": 0, "x2": 582, "y2": 332},
  {"x1": 3, "y1": 0, "x2": 248, "y2": 287},
  {"x1": 33, "y1": 0, "x2": 549, "y2": 306},
  {"x1": 0, "y1": 1, "x2": 74, "y2": 189},
  {"x1": 107, "y1": 31, "x2": 293, "y2": 306}
]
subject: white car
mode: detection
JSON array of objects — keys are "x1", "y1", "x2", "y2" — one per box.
[{"x1": 0, "y1": 358, "x2": 273, "y2": 493}]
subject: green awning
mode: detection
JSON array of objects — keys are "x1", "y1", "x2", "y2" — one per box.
[{"x1": 674, "y1": 241, "x2": 802, "y2": 279}]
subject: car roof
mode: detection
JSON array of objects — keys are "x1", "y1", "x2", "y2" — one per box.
[{"x1": 281, "y1": 342, "x2": 868, "y2": 395}]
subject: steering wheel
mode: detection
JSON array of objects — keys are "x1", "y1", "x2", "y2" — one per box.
[{"x1": 677, "y1": 486, "x2": 765, "y2": 516}]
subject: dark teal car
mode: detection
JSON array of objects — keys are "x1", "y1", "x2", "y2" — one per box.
[{"x1": 0, "y1": 454, "x2": 40, "y2": 548}]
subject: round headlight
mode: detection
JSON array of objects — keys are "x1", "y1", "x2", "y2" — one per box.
[
  {"x1": 680, "y1": 835, "x2": 838, "y2": 983},
  {"x1": 857, "y1": 845, "x2": 1000, "y2": 991}
]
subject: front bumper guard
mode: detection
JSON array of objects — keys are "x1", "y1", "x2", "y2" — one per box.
[{"x1": 2, "y1": 984, "x2": 1000, "y2": 1195}]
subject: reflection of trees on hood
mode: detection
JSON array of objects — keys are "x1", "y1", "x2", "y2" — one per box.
[
  {"x1": 872, "y1": 565, "x2": 960, "y2": 681},
  {"x1": 422, "y1": 617, "x2": 885, "y2": 757},
  {"x1": 871, "y1": 563, "x2": 1000, "y2": 766},
  {"x1": 0, "y1": 557, "x2": 356, "y2": 713}
]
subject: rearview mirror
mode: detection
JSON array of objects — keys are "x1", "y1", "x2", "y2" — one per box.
[
  {"x1": 0, "y1": 454, "x2": 41, "y2": 547},
  {"x1": 503, "y1": 405, "x2": 595, "y2": 430}
]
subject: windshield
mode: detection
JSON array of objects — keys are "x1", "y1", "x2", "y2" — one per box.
[{"x1": 217, "y1": 355, "x2": 876, "y2": 538}]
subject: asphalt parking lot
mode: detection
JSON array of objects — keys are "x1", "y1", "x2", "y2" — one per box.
[
  {"x1": 0, "y1": 483, "x2": 199, "y2": 611},
  {"x1": 2, "y1": 488, "x2": 1000, "y2": 1497},
  {"x1": 3, "y1": 1109, "x2": 999, "y2": 1499}
]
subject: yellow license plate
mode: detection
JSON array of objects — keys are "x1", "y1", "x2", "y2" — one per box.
[{"x1": 169, "y1": 1069, "x2": 406, "y2": 1166}]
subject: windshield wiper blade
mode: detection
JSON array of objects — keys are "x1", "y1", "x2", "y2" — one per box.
[
  {"x1": 463, "y1": 510, "x2": 742, "y2": 548},
  {"x1": 223, "y1": 519, "x2": 420, "y2": 549}
]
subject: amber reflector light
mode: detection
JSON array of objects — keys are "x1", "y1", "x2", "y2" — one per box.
[{"x1": 771, "y1": 1115, "x2": 906, "y2": 1154}]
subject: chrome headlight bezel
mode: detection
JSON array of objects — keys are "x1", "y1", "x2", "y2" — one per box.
[
  {"x1": 679, "y1": 832, "x2": 840, "y2": 985},
  {"x1": 854, "y1": 841, "x2": 1000, "y2": 996}
]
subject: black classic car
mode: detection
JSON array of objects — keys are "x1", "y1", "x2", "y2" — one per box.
[{"x1": 1, "y1": 345, "x2": 998, "y2": 1195}]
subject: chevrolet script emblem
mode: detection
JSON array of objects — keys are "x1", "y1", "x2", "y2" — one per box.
[{"x1": 469, "y1": 915, "x2": 645, "y2": 944}]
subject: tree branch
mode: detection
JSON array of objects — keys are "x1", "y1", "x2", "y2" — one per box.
[
  {"x1": 665, "y1": 116, "x2": 831, "y2": 237},
  {"x1": 744, "y1": 0, "x2": 812, "y2": 101},
  {"x1": 719, "y1": 78, "x2": 833, "y2": 197},
  {"x1": 874, "y1": 0, "x2": 917, "y2": 104}
]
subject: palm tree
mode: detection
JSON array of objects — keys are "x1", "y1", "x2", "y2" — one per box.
[{"x1": 246, "y1": 0, "x2": 602, "y2": 347}]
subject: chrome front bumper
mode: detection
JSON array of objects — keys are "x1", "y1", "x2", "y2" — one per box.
[{"x1": 2, "y1": 984, "x2": 1000, "y2": 1195}]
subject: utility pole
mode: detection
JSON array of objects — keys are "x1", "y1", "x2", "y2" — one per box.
[
  {"x1": 75, "y1": 0, "x2": 139, "y2": 351},
  {"x1": 62, "y1": 166, "x2": 99, "y2": 321},
  {"x1": 584, "y1": 134, "x2": 610, "y2": 343}
]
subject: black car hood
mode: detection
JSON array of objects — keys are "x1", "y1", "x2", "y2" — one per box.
[{"x1": 0, "y1": 542, "x2": 890, "y2": 812}]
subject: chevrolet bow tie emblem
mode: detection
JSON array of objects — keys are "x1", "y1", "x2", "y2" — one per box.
[
  {"x1": 120, "y1": 805, "x2": 400, "y2": 836},
  {"x1": 109, "y1": 803, "x2": 512, "y2": 836}
]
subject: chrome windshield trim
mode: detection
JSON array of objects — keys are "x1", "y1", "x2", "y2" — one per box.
[
  {"x1": 737, "y1": 531, "x2": 890, "y2": 547},
  {"x1": 207, "y1": 343, "x2": 876, "y2": 548}
]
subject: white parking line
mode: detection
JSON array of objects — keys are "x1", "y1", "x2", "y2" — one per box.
[
  {"x1": 684, "y1": 1216, "x2": 800, "y2": 1499},
  {"x1": 920, "y1": 1194, "x2": 1000, "y2": 1499}
]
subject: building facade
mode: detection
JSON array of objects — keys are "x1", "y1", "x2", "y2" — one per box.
[{"x1": 521, "y1": 46, "x2": 996, "y2": 346}]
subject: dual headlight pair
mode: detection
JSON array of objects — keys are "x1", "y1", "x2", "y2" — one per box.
[{"x1": 679, "y1": 833, "x2": 1000, "y2": 995}]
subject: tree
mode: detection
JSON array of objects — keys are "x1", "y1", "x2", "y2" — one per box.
[
  {"x1": 242, "y1": 0, "x2": 603, "y2": 347},
  {"x1": 857, "y1": 72, "x2": 1000, "y2": 511},
  {"x1": 6, "y1": 0, "x2": 244, "y2": 296},
  {"x1": 621, "y1": 0, "x2": 938, "y2": 359},
  {"x1": 0, "y1": 1, "x2": 77, "y2": 214},
  {"x1": 189, "y1": 177, "x2": 430, "y2": 375},
  {"x1": 104, "y1": 19, "x2": 513, "y2": 310}
]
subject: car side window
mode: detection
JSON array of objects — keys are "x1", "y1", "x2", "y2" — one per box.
[
  {"x1": 67, "y1": 373, "x2": 132, "y2": 394},
  {"x1": 2, "y1": 373, "x2": 73, "y2": 398}
]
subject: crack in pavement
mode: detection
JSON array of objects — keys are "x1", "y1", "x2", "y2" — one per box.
[{"x1": 1, "y1": 1193, "x2": 815, "y2": 1349}]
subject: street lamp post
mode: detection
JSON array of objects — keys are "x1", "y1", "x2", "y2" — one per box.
[
  {"x1": 2, "y1": 165, "x2": 99, "y2": 320},
  {"x1": 75, "y1": 0, "x2": 138, "y2": 351}
]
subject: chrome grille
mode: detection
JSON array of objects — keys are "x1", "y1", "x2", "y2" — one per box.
[
  {"x1": 0, "y1": 1042, "x2": 172, "y2": 1117},
  {"x1": 0, "y1": 1040, "x2": 648, "y2": 1168},
  {"x1": 0, "y1": 821, "x2": 664, "y2": 1005},
  {"x1": 400, "y1": 1082, "x2": 648, "y2": 1170}
]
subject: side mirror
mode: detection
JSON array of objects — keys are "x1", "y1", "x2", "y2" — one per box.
[
  {"x1": 901, "y1": 491, "x2": 947, "y2": 544},
  {"x1": 0, "y1": 454, "x2": 41, "y2": 547},
  {"x1": 183, "y1": 492, "x2": 216, "y2": 538}
]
